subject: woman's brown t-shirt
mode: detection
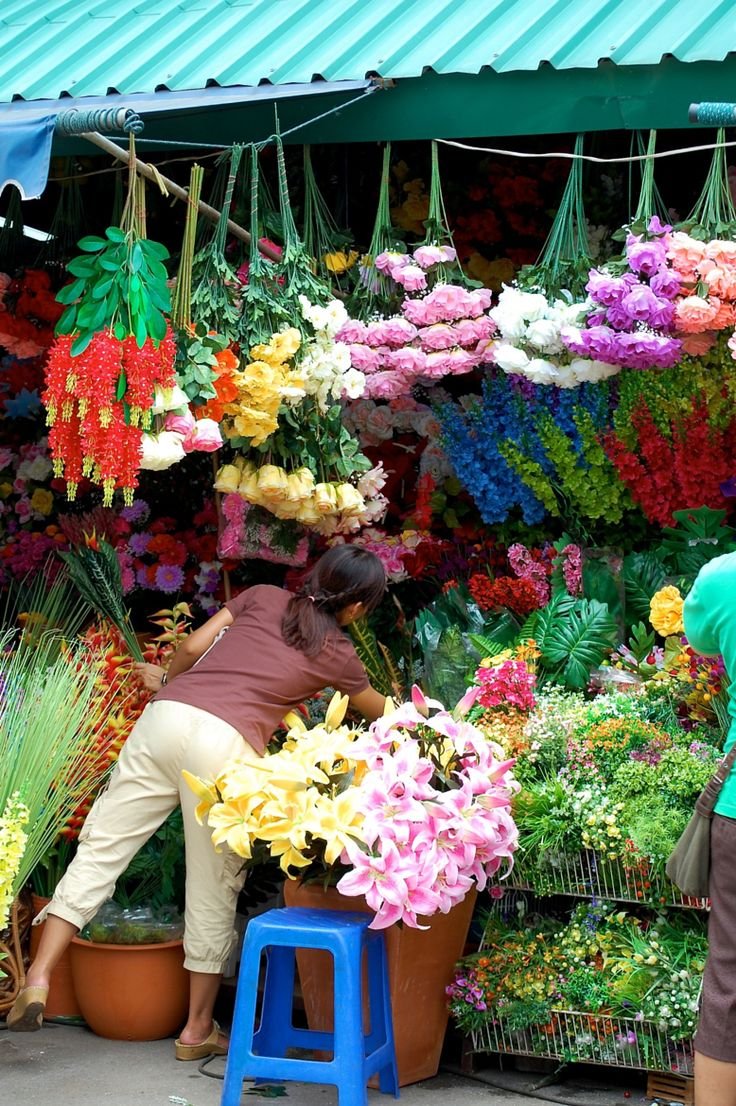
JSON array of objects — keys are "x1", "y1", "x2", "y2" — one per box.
[{"x1": 154, "y1": 584, "x2": 369, "y2": 753}]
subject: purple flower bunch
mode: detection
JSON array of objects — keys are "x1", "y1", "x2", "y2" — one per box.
[
  {"x1": 563, "y1": 220, "x2": 684, "y2": 370},
  {"x1": 338, "y1": 250, "x2": 493, "y2": 398}
]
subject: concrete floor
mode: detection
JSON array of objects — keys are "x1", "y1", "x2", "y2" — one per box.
[{"x1": 0, "y1": 1023, "x2": 668, "y2": 1106}]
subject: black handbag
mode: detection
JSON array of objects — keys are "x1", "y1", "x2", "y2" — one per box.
[{"x1": 665, "y1": 742, "x2": 736, "y2": 899}]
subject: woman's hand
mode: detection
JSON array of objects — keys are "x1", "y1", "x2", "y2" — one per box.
[{"x1": 134, "y1": 662, "x2": 166, "y2": 693}]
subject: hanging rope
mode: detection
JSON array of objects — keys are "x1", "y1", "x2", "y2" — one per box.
[{"x1": 54, "y1": 107, "x2": 144, "y2": 136}]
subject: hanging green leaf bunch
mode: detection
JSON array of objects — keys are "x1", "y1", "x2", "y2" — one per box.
[{"x1": 55, "y1": 136, "x2": 171, "y2": 355}]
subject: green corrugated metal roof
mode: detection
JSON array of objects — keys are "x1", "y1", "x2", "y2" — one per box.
[{"x1": 2, "y1": 0, "x2": 735, "y2": 103}]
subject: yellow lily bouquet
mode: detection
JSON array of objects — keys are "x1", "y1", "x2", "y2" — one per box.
[
  {"x1": 183, "y1": 692, "x2": 364, "y2": 874},
  {"x1": 185, "y1": 686, "x2": 518, "y2": 929}
]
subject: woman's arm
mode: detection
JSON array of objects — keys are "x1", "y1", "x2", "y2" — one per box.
[
  {"x1": 134, "y1": 606, "x2": 235, "y2": 693},
  {"x1": 349, "y1": 685, "x2": 387, "y2": 722},
  {"x1": 165, "y1": 606, "x2": 235, "y2": 681}
]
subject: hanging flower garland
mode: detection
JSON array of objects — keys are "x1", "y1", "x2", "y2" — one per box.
[
  {"x1": 338, "y1": 247, "x2": 492, "y2": 400},
  {"x1": 490, "y1": 286, "x2": 618, "y2": 386},
  {"x1": 562, "y1": 218, "x2": 684, "y2": 371},
  {"x1": 213, "y1": 145, "x2": 382, "y2": 538},
  {"x1": 42, "y1": 136, "x2": 182, "y2": 504},
  {"x1": 664, "y1": 128, "x2": 736, "y2": 357}
]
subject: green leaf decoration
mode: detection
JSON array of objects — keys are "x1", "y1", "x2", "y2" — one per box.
[
  {"x1": 77, "y1": 236, "x2": 107, "y2": 252},
  {"x1": 623, "y1": 552, "x2": 667, "y2": 627},
  {"x1": 658, "y1": 506, "x2": 736, "y2": 578},
  {"x1": 56, "y1": 279, "x2": 85, "y2": 305},
  {"x1": 60, "y1": 538, "x2": 143, "y2": 661},
  {"x1": 133, "y1": 313, "x2": 148, "y2": 348},
  {"x1": 468, "y1": 633, "x2": 505, "y2": 659},
  {"x1": 105, "y1": 226, "x2": 126, "y2": 242},
  {"x1": 70, "y1": 331, "x2": 95, "y2": 356},
  {"x1": 348, "y1": 618, "x2": 395, "y2": 698},
  {"x1": 66, "y1": 255, "x2": 98, "y2": 278},
  {"x1": 140, "y1": 239, "x2": 170, "y2": 260},
  {"x1": 56, "y1": 304, "x2": 78, "y2": 335},
  {"x1": 115, "y1": 372, "x2": 128, "y2": 401},
  {"x1": 626, "y1": 621, "x2": 656, "y2": 665},
  {"x1": 517, "y1": 611, "x2": 539, "y2": 644},
  {"x1": 538, "y1": 597, "x2": 618, "y2": 689}
]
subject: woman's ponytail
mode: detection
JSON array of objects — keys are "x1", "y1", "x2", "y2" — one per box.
[{"x1": 281, "y1": 545, "x2": 386, "y2": 657}]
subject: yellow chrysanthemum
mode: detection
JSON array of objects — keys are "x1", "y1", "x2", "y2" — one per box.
[
  {"x1": 323, "y1": 250, "x2": 358, "y2": 274},
  {"x1": 650, "y1": 585, "x2": 685, "y2": 637}
]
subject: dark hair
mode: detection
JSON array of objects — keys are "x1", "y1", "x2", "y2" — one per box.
[{"x1": 281, "y1": 545, "x2": 386, "y2": 657}]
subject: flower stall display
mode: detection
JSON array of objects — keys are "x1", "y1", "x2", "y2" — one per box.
[
  {"x1": 214, "y1": 292, "x2": 387, "y2": 537},
  {"x1": 489, "y1": 286, "x2": 619, "y2": 387},
  {"x1": 185, "y1": 687, "x2": 518, "y2": 930},
  {"x1": 338, "y1": 247, "x2": 493, "y2": 400},
  {"x1": 449, "y1": 901, "x2": 705, "y2": 1075},
  {"x1": 562, "y1": 218, "x2": 684, "y2": 372},
  {"x1": 0, "y1": 437, "x2": 69, "y2": 586},
  {"x1": 437, "y1": 374, "x2": 631, "y2": 529}
]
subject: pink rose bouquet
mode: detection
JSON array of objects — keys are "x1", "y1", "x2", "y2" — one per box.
[{"x1": 338, "y1": 245, "x2": 494, "y2": 399}]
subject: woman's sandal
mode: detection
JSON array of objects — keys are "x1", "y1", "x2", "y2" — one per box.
[
  {"x1": 7, "y1": 986, "x2": 49, "y2": 1032},
  {"x1": 174, "y1": 1020, "x2": 228, "y2": 1061}
]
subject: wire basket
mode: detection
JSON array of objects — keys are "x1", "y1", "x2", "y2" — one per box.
[
  {"x1": 501, "y1": 850, "x2": 709, "y2": 911},
  {"x1": 471, "y1": 1008, "x2": 693, "y2": 1075}
]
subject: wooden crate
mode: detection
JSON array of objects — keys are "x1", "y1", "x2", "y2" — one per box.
[{"x1": 646, "y1": 1071, "x2": 694, "y2": 1105}]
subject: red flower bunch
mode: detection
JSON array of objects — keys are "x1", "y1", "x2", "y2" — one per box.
[
  {"x1": 43, "y1": 328, "x2": 177, "y2": 504},
  {"x1": 0, "y1": 269, "x2": 62, "y2": 358},
  {"x1": 604, "y1": 399, "x2": 736, "y2": 526},
  {"x1": 59, "y1": 620, "x2": 149, "y2": 840},
  {"x1": 476, "y1": 660, "x2": 537, "y2": 712},
  {"x1": 468, "y1": 573, "x2": 543, "y2": 617}
]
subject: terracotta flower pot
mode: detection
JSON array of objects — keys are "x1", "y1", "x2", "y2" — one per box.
[
  {"x1": 29, "y1": 895, "x2": 82, "y2": 1020},
  {"x1": 69, "y1": 936, "x2": 188, "y2": 1041},
  {"x1": 282, "y1": 880, "x2": 477, "y2": 1086}
]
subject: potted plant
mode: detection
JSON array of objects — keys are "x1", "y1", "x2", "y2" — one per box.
[
  {"x1": 68, "y1": 808, "x2": 188, "y2": 1041},
  {"x1": 185, "y1": 686, "x2": 518, "y2": 1084},
  {"x1": 69, "y1": 900, "x2": 187, "y2": 1041}
]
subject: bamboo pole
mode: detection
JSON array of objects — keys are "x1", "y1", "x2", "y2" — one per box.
[{"x1": 81, "y1": 131, "x2": 282, "y2": 262}]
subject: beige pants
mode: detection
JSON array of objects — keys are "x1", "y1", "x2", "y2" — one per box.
[{"x1": 45, "y1": 699, "x2": 260, "y2": 973}]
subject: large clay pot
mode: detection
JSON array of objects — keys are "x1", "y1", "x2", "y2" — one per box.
[
  {"x1": 283, "y1": 880, "x2": 476, "y2": 1086},
  {"x1": 29, "y1": 895, "x2": 82, "y2": 1020},
  {"x1": 69, "y1": 937, "x2": 188, "y2": 1040}
]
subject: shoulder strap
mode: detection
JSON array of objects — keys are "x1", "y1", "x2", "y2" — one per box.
[{"x1": 695, "y1": 742, "x2": 736, "y2": 818}]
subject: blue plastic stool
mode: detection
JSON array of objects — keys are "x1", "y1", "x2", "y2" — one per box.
[{"x1": 221, "y1": 906, "x2": 400, "y2": 1106}]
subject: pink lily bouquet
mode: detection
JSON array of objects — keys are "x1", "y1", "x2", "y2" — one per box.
[{"x1": 184, "y1": 686, "x2": 518, "y2": 929}]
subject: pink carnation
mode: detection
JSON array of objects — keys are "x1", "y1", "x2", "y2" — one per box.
[
  {"x1": 675, "y1": 295, "x2": 719, "y2": 332},
  {"x1": 384, "y1": 347, "x2": 428, "y2": 375},
  {"x1": 381, "y1": 318, "x2": 418, "y2": 346},
  {"x1": 412, "y1": 244, "x2": 444, "y2": 268},
  {"x1": 348, "y1": 344, "x2": 382, "y2": 373},
  {"x1": 336, "y1": 319, "x2": 368, "y2": 344},
  {"x1": 363, "y1": 371, "x2": 407, "y2": 399},
  {"x1": 392, "y1": 264, "x2": 427, "y2": 292},
  {"x1": 417, "y1": 323, "x2": 458, "y2": 351}
]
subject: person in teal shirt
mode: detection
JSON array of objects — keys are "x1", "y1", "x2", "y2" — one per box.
[{"x1": 684, "y1": 552, "x2": 736, "y2": 1106}]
